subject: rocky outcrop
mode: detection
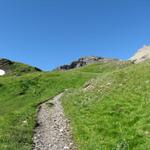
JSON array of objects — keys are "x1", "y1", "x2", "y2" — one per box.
[
  {"x1": 0, "y1": 59, "x2": 13, "y2": 73},
  {"x1": 56, "y1": 56, "x2": 118, "y2": 70},
  {"x1": 129, "y1": 45, "x2": 150, "y2": 63}
]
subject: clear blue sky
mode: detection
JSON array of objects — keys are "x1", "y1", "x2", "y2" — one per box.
[{"x1": 0, "y1": 0, "x2": 150, "y2": 70}]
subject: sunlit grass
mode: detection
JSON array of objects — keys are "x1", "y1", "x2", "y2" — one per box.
[
  {"x1": 62, "y1": 61, "x2": 150, "y2": 149},
  {"x1": 0, "y1": 61, "x2": 131, "y2": 149}
]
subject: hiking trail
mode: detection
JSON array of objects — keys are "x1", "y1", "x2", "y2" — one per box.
[{"x1": 33, "y1": 93, "x2": 75, "y2": 150}]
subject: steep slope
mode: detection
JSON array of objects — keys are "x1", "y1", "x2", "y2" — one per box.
[
  {"x1": 0, "y1": 58, "x2": 41, "y2": 76},
  {"x1": 130, "y1": 45, "x2": 150, "y2": 63},
  {"x1": 0, "y1": 60, "x2": 131, "y2": 150},
  {"x1": 62, "y1": 60, "x2": 150, "y2": 149}
]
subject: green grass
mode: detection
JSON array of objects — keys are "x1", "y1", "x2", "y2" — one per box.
[
  {"x1": 6, "y1": 61, "x2": 41, "y2": 76},
  {"x1": 0, "y1": 60, "x2": 133, "y2": 150},
  {"x1": 62, "y1": 61, "x2": 150, "y2": 150},
  {"x1": 0, "y1": 71, "x2": 95, "y2": 150}
]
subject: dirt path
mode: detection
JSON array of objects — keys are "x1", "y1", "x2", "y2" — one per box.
[{"x1": 33, "y1": 93, "x2": 75, "y2": 150}]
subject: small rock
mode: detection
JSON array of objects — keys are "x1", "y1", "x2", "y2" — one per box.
[
  {"x1": 60, "y1": 128, "x2": 64, "y2": 132},
  {"x1": 64, "y1": 145, "x2": 69, "y2": 149}
]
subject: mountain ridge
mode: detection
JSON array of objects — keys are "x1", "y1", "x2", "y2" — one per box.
[
  {"x1": 2, "y1": 45, "x2": 150, "y2": 75},
  {"x1": 55, "y1": 56, "x2": 119, "y2": 70}
]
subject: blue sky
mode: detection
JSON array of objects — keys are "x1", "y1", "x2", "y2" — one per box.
[{"x1": 0, "y1": 0, "x2": 150, "y2": 70}]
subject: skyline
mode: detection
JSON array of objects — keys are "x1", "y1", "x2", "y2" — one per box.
[
  {"x1": 0, "y1": 45, "x2": 146, "y2": 71},
  {"x1": 1, "y1": 0, "x2": 150, "y2": 70}
]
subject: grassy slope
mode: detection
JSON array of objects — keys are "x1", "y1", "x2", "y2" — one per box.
[
  {"x1": 0, "y1": 71, "x2": 94, "y2": 150},
  {"x1": 0, "y1": 60, "x2": 131, "y2": 150},
  {"x1": 8, "y1": 62, "x2": 41, "y2": 75},
  {"x1": 62, "y1": 60, "x2": 150, "y2": 150}
]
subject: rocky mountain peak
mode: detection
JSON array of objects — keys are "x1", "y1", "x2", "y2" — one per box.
[
  {"x1": 130, "y1": 45, "x2": 150, "y2": 63},
  {"x1": 56, "y1": 56, "x2": 118, "y2": 70}
]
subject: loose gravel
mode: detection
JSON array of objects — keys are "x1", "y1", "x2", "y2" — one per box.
[{"x1": 33, "y1": 93, "x2": 75, "y2": 150}]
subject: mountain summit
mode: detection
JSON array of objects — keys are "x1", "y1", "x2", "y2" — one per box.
[
  {"x1": 130, "y1": 45, "x2": 150, "y2": 63},
  {"x1": 56, "y1": 56, "x2": 118, "y2": 70}
]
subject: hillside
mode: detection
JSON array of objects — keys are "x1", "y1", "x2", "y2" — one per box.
[
  {"x1": 0, "y1": 58, "x2": 41, "y2": 76},
  {"x1": 0, "y1": 56, "x2": 150, "y2": 149},
  {"x1": 63, "y1": 61, "x2": 150, "y2": 149}
]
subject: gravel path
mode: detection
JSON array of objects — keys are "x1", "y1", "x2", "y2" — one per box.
[{"x1": 33, "y1": 93, "x2": 75, "y2": 150}]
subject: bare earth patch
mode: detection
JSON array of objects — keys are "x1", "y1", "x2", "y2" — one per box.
[{"x1": 33, "y1": 93, "x2": 75, "y2": 150}]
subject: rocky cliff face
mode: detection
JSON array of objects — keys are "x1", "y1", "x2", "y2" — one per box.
[
  {"x1": 130, "y1": 45, "x2": 150, "y2": 63},
  {"x1": 56, "y1": 56, "x2": 119, "y2": 70}
]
